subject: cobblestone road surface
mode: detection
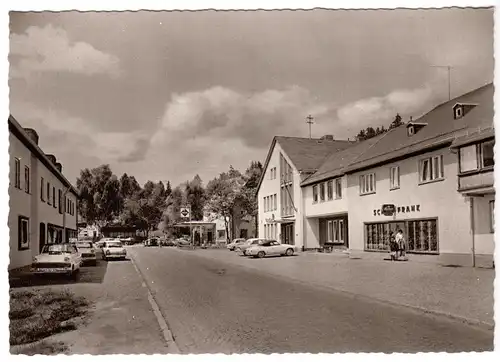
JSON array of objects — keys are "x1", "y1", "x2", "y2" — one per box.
[{"x1": 129, "y1": 247, "x2": 493, "y2": 354}]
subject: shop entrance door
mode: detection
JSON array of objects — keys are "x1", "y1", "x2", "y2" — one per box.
[{"x1": 281, "y1": 223, "x2": 295, "y2": 245}]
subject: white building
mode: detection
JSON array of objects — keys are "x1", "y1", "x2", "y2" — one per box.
[
  {"x1": 258, "y1": 83, "x2": 494, "y2": 267},
  {"x1": 9, "y1": 115, "x2": 79, "y2": 271},
  {"x1": 256, "y1": 136, "x2": 354, "y2": 249}
]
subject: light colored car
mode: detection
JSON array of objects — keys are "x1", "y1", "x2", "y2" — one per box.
[
  {"x1": 226, "y1": 238, "x2": 246, "y2": 251},
  {"x1": 246, "y1": 240, "x2": 297, "y2": 258},
  {"x1": 236, "y1": 238, "x2": 267, "y2": 256},
  {"x1": 31, "y1": 244, "x2": 82, "y2": 279},
  {"x1": 102, "y1": 240, "x2": 127, "y2": 261},
  {"x1": 75, "y1": 241, "x2": 97, "y2": 266},
  {"x1": 96, "y1": 238, "x2": 115, "y2": 248}
]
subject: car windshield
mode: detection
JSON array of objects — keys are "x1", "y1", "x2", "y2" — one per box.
[
  {"x1": 106, "y1": 242, "x2": 122, "y2": 248},
  {"x1": 42, "y1": 244, "x2": 74, "y2": 255},
  {"x1": 76, "y1": 242, "x2": 93, "y2": 248}
]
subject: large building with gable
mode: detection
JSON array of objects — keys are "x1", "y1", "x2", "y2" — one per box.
[{"x1": 257, "y1": 83, "x2": 494, "y2": 268}]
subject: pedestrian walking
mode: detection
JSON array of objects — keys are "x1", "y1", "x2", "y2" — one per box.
[
  {"x1": 388, "y1": 231, "x2": 399, "y2": 261},
  {"x1": 395, "y1": 229, "x2": 406, "y2": 260}
]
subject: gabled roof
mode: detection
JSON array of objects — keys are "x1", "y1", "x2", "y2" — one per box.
[
  {"x1": 343, "y1": 82, "x2": 493, "y2": 173},
  {"x1": 255, "y1": 136, "x2": 354, "y2": 194}
]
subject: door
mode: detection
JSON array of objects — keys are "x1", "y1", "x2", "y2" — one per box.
[
  {"x1": 281, "y1": 224, "x2": 295, "y2": 245},
  {"x1": 39, "y1": 223, "x2": 46, "y2": 254}
]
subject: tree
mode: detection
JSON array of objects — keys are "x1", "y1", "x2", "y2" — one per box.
[
  {"x1": 205, "y1": 168, "x2": 245, "y2": 242},
  {"x1": 159, "y1": 186, "x2": 183, "y2": 237},
  {"x1": 185, "y1": 175, "x2": 206, "y2": 221},
  {"x1": 240, "y1": 161, "x2": 263, "y2": 236},
  {"x1": 365, "y1": 127, "x2": 376, "y2": 139},
  {"x1": 77, "y1": 164, "x2": 122, "y2": 228},
  {"x1": 356, "y1": 129, "x2": 367, "y2": 141},
  {"x1": 165, "y1": 181, "x2": 172, "y2": 198},
  {"x1": 118, "y1": 173, "x2": 141, "y2": 212},
  {"x1": 390, "y1": 113, "x2": 404, "y2": 129}
]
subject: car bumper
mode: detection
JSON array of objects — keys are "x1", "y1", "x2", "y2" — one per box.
[
  {"x1": 82, "y1": 256, "x2": 97, "y2": 262},
  {"x1": 31, "y1": 267, "x2": 72, "y2": 274},
  {"x1": 104, "y1": 254, "x2": 126, "y2": 259}
]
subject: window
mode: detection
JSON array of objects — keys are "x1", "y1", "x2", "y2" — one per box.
[
  {"x1": 490, "y1": 200, "x2": 495, "y2": 233},
  {"x1": 480, "y1": 140, "x2": 494, "y2": 168},
  {"x1": 359, "y1": 173, "x2": 376, "y2": 195},
  {"x1": 455, "y1": 106, "x2": 463, "y2": 119},
  {"x1": 390, "y1": 166, "x2": 400, "y2": 190},
  {"x1": 407, "y1": 126, "x2": 415, "y2": 137},
  {"x1": 313, "y1": 185, "x2": 318, "y2": 203},
  {"x1": 319, "y1": 183, "x2": 325, "y2": 202},
  {"x1": 335, "y1": 178, "x2": 342, "y2": 199},
  {"x1": 273, "y1": 193, "x2": 277, "y2": 211},
  {"x1": 14, "y1": 158, "x2": 21, "y2": 189},
  {"x1": 58, "y1": 189, "x2": 63, "y2": 214},
  {"x1": 18, "y1": 216, "x2": 30, "y2": 250},
  {"x1": 365, "y1": 219, "x2": 438, "y2": 254},
  {"x1": 40, "y1": 177, "x2": 45, "y2": 201},
  {"x1": 47, "y1": 183, "x2": 51, "y2": 205},
  {"x1": 419, "y1": 155, "x2": 444, "y2": 183},
  {"x1": 264, "y1": 197, "x2": 267, "y2": 212},
  {"x1": 24, "y1": 166, "x2": 30, "y2": 193},
  {"x1": 217, "y1": 230, "x2": 226, "y2": 239},
  {"x1": 52, "y1": 186, "x2": 56, "y2": 208},
  {"x1": 270, "y1": 167, "x2": 277, "y2": 180},
  {"x1": 459, "y1": 145, "x2": 478, "y2": 172},
  {"x1": 327, "y1": 181, "x2": 333, "y2": 200}
]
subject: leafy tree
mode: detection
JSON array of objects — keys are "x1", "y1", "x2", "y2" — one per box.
[
  {"x1": 240, "y1": 161, "x2": 263, "y2": 236},
  {"x1": 77, "y1": 164, "x2": 121, "y2": 228},
  {"x1": 356, "y1": 129, "x2": 367, "y2": 141},
  {"x1": 390, "y1": 113, "x2": 404, "y2": 129},
  {"x1": 165, "y1": 181, "x2": 172, "y2": 198},
  {"x1": 159, "y1": 186, "x2": 184, "y2": 237},
  {"x1": 366, "y1": 127, "x2": 376, "y2": 139},
  {"x1": 185, "y1": 175, "x2": 206, "y2": 221}
]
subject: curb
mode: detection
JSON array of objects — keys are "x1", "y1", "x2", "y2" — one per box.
[
  {"x1": 168, "y1": 247, "x2": 494, "y2": 331},
  {"x1": 129, "y1": 254, "x2": 180, "y2": 354}
]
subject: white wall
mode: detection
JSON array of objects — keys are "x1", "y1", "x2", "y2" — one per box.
[
  {"x1": 9, "y1": 133, "x2": 33, "y2": 270},
  {"x1": 303, "y1": 176, "x2": 348, "y2": 217},
  {"x1": 346, "y1": 148, "x2": 472, "y2": 256},
  {"x1": 473, "y1": 194, "x2": 495, "y2": 255}
]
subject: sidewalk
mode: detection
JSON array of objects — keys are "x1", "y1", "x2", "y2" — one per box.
[
  {"x1": 173, "y1": 248, "x2": 495, "y2": 328},
  {"x1": 11, "y1": 259, "x2": 171, "y2": 354}
]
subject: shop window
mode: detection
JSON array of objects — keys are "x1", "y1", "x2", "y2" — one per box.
[
  {"x1": 406, "y1": 219, "x2": 438, "y2": 253},
  {"x1": 327, "y1": 219, "x2": 345, "y2": 244},
  {"x1": 490, "y1": 200, "x2": 495, "y2": 233},
  {"x1": 14, "y1": 158, "x2": 21, "y2": 189},
  {"x1": 327, "y1": 180, "x2": 333, "y2": 200},
  {"x1": 18, "y1": 216, "x2": 30, "y2": 250},
  {"x1": 390, "y1": 166, "x2": 400, "y2": 190},
  {"x1": 217, "y1": 230, "x2": 226, "y2": 239},
  {"x1": 335, "y1": 178, "x2": 342, "y2": 199},
  {"x1": 40, "y1": 177, "x2": 45, "y2": 201},
  {"x1": 481, "y1": 140, "x2": 495, "y2": 168},
  {"x1": 24, "y1": 166, "x2": 30, "y2": 193},
  {"x1": 419, "y1": 155, "x2": 444, "y2": 183},
  {"x1": 313, "y1": 185, "x2": 318, "y2": 203},
  {"x1": 319, "y1": 183, "x2": 325, "y2": 202},
  {"x1": 359, "y1": 173, "x2": 376, "y2": 195}
]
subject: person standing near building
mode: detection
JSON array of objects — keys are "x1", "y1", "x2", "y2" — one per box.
[{"x1": 395, "y1": 229, "x2": 406, "y2": 260}]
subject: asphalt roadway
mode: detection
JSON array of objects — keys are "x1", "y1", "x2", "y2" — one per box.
[{"x1": 128, "y1": 246, "x2": 494, "y2": 354}]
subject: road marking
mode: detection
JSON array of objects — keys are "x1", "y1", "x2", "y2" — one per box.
[{"x1": 129, "y1": 253, "x2": 181, "y2": 353}]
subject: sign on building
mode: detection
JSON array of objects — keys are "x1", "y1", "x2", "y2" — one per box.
[
  {"x1": 381, "y1": 204, "x2": 396, "y2": 216},
  {"x1": 180, "y1": 207, "x2": 191, "y2": 219}
]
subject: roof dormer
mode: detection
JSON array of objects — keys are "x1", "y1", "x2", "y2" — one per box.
[
  {"x1": 453, "y1": 102, "x2": 478, "y2": 120},
  {"x1": 406, "y1": 120, "x2": 428, "y2": 137}
]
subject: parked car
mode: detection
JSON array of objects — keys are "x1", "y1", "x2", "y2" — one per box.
[
  {"x1": 226, "y1": 238, "x2": 246, "y2": 251},
  {"x1": 75, "y1": 241, "x2": 97, "y2": 266},
  {"x1": 102, "y1": 240, "x2": 127, "y2": 261},
  {"x1": 96, "y1": 238, "x2": 116, "y2": 248},
  {"x1": 120, "y1": 237, "x2": 134, "y2": 245},
  {"x1": 161, "y1": 238, "x2": 176, "y2": 247},
  {"x1": 31, "y1": 244, "x2": 82, "y2": 279},
  {"x1": 236, "y1": 238, "x2": 267, "y2": 256},
  {"x1": 246, "y1": 240, "x2": 296, "y2": 258},
  {"x1": 175, "y1": 238, "x2": 191, "y2": 247},
  {"x1": 144, "y1": 237, "x2": 159, "y2": 247}
]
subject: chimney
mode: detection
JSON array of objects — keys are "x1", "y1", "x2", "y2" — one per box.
[
  {"x1": 320, "y1": 135, "x2": 334, "y2": 141},
  {"x1": 55, "y1": 162, "x2": 62, "y2": 173},
  {"x1": 46, "y1": 154, "x2": 57, "y2": 164},
  {"x1": 23, "y1": 128, "x2": 39, "y2": 145}
]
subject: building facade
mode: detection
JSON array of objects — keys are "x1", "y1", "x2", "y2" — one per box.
[{"x1": 9, "y1": 115, "x2": 79, "y2": 271}]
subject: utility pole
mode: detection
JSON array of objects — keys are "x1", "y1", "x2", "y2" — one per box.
[
  {"x1": 306, "y1": 115, "x2": 314, "y2": 139},
  {"x1": 431, "y1": 65, "x2": 453, "y2": 101}
]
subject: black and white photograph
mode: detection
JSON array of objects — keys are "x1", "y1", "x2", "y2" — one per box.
[{"x1": 3, "y1": 1, "x2": 497, "y2": 357}]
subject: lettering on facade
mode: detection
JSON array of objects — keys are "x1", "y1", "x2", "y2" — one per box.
[{"x1": 374, "y1": 204, "x2": 420, "y2": 216}]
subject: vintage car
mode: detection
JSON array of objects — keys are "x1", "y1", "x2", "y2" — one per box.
[
  {"x1": 31, "y1": 244, "x2": 82, "y2": 279},
  {"x1": 236, "y1": 238, "x2": 266, "y2": 256},
  {"x1": 226, "y1": 238, "x2": 246, "y2": 251},
  {"x1": 144, "y1": 237, "x2": 159, "y2": 247},
  {"x1": 246, "y1": 240, "x2": 297, "y2": 258},
  {"x1": 102, "y1": 240, "x2": 127, "y2": 261},
  {"x1": 75, "y1": 241, "x2": 97, "y2": 265}
]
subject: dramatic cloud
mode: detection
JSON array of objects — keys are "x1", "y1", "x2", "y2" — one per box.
[{"x1": 10, "y1": 24, "x2": 121, "y2": 79}]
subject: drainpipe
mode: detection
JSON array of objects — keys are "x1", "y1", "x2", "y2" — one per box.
[{"x1": 470, "y1": 196, "x2": 476, "y2": 267}]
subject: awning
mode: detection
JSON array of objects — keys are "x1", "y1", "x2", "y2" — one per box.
[
  {"x1": 462, "y1": 186, "x2": 495, "y2": 196},
  {"x1": 272, "y1": 218, "x2": 295, "y2": 224},
  {"x1": 173, "y1": 221, "x2": 216, "y2": 227}
]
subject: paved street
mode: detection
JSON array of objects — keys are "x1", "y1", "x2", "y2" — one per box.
[{"x1": 129, "y1": 246, "x2": 494, "y2": 354}]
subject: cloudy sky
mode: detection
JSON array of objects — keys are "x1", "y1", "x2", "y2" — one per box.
[{"x1": 9, "y1": 8, "x2": 494, "y2": 187}]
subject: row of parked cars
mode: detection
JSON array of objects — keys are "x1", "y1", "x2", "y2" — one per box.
[
  {"x1": 143, "y1": 236, "x2": 191, "y2": 247},
  {"x1": 30, "y1": 238, "x2": 128, "y2": 279},
  {"x1": 226, "y1": 238, "x2": 297, "y2": 258}
]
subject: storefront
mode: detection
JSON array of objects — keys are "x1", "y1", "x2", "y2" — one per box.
[{"x1": 319, "y1": 215, "x2": 348, "y2": 248}]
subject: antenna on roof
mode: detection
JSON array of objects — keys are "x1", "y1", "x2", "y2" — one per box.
[
  {"x1": 430, "y1": 65, "x2": 453, "y2": 100},
  {"x1": 306, "y1": 115, "x2": 314, "y2": 139}
]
